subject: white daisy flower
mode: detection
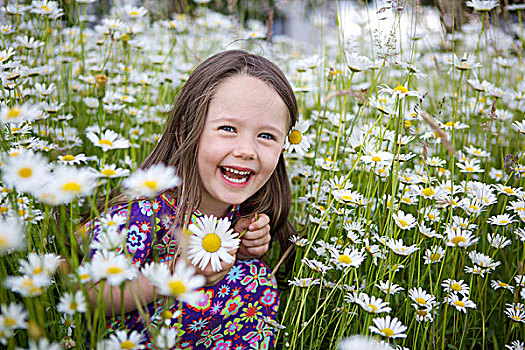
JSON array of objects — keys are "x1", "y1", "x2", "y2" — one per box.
[
  {"x1": 86, "y1": 129, "x2": 130, "y2": 151},
  {"x1": 392, "y1": 211, "x2": 417, "y2": 230},
  {"x1": 1, "y1": 151, "x2": 49, "y2": 194},
  {"x1": 369, "y1": 315, "x2": 407, "y2": 338},
  {"x1": 0, "y1": 103, "x2": 39, "y2": 124},
  {"x1": 331, "y1": 247, "x2": 365, "y2": 269},
  {"x1": 0, "y1": 303, "x2": 27, "y2": 330},
  {"x1": 122, "y1": 163, "x2": 181, "y2": 197},
  {"x1": 355, "y1": 293, "x2": 391, "y2": 314},
  {"x1": 0, "y1": 217, "x2": 25, "y2": 255},
  {"x1": 107, "y1": 329, "x2": 144, "y2": 350},
  {"x1": 447, "y1": 294, "x2": 477, "y2": 313},
  {"x1": 375, "y1": 280, "x2": 404, "y2": 295},
  {"x1": 57, "y1": 153, "x2": 88, "y2": 165},
  {"x1": 487, "y1": 213, "x2": 516, "y2": 226},
  {"x1": 442, "y1": 279, "x2": 470, "y2": 297},
  {"x1": 409, "y1": 287, "x2": 437, "y2": 309},
  {"x1": 466, "y1": 0, "x2": 499, "y2": 11},
  {"x1": 187, "y1": 215, "x2": 240, "y2": 272},
  {"x1": 89, "y1": 251, "x2": 138, "y2": 286},
  {"x1": 57, "y1": 290, "x2": 87, "y2": 315},
  {"x1": 142, "y1": 260, "x2": 204, "y2": 303},
  {"x1": 491, "y1": 280, "x2": 514, "y2": 293},
  {"x1": 42, "y1": 166, "x2": 98, "y2": 204},
  {"x1": 92, "y1": 164, "x2": 130, "y2": 179},
  {"x1": 288, "y1": 277, "x2": 320, "y2": 288},
  {"x1": 387, "y1": 238, "x2": 419, "y2": 256},
  {"x1": 285, "y1": 120, "x2": 311, "y2": 156}
]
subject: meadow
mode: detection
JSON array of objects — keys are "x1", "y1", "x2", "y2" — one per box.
[{"x1": 0, "y1": 0, "x2": 524, "y2": 349}]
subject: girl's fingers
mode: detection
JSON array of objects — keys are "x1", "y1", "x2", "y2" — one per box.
[
  {"x1": 248, "y1": 214, "x2": 270, "y2": 231},
  {"x1": 241, "y1": 233, "x2": 271, "y2": 247},
  {"x1": 242, "y1": 225, "x2": 270, "y2": 240}
]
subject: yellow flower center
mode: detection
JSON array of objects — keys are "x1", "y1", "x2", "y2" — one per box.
[
  {"x1": 168, "y1": 280, "x2": 186, "y2": 295},
  {"x1": 454, "y1": 300, "x2": 465, "y2": 308},
  {"x1": 107, "y1": 221, "x2": 116, "y2": 226},
  {"x1": 416, "y1": 310, "x2": 427, "y2": 317},
  {"x1": 451, "y1": 236, "x2": 466, "y2": 245},
  {"x1": 0, "y1": 207, "x2": 8, "y2": 213},
  {"x1": 338, "y1": 255, "x2": 352, "y2": 264},
  {"x1": 33, "y1": 267, "x2": 42, "y2": 274},
  {"x1": 202, "y1": 233, "x2": 221, "y2": 253},
  {"x1": 381, "y1": 327, "x2": 395, "y2": 337},
  {"x1": 500, "y1": 220, "x2": 508, "y2": 224},
  {"x1": 430, "y1": 253, "x2": 441, "y2": 262},
  {"x1": 469, "y1": 205, "x2": 479, "y2": 211},
  {"x1": 4, "y1": 317, "x2": 16, "y2": 327},
  {"x1": 130, "y1": 11, "x2": 138, "y2": 16},
  {"x1": 398, "y1": 220, "x2": 408, "y2": 228},
  {"x1": 70, "y1": 302, "x2": 78, "y2": 310},
  {"x1": 288, "y1": 130, "x2": 302, "y2": 145},
  {"x1": 18, "y1": 167, "x2": 32, "y2": 178},
  {"x1": 498, "y1": 282, "x2": 508, "y2": 287},
  {"x1": 99, "y1": 139, "x2": 113, "y2": 146},
  {"x1": 62, "y1": 182, "x2": 81, "y2": 193},
  {"x1": 163, "y1": 310, "x2": 173, "y2": 319},
  {"x1": 422, "y1": 188, "x2": 435, "y2": 197},
  {"x1": 512, "y1": 315, "x2": 522, "y2": 322},
  {"x1": 120, "y1": 340, "x2": 135, "y2": 349},
  {"x1": 451, "y1": 283, "x2": 462, "y2": 291},
  {"x1": 102, "y1": 169, "x2": 116, "y2": 177},
  {"x1": 107, "y1": 266, "x2": 123, "y2": 275},
  {"x1": 7, "y1": 108, "x2": 21, "y2": 119},
  {"x1": 465, "y1": 166, "x2": 474, "y2": 172},
  {"x1": 415, "y1": 297, "x2": 427, "y2": 305},
  {"x1": 371, "y1": 156, "x2": 381, "y2": 162},
  {"x1": 367, "y1": 304, "x2": 378, "y2": 313},
  {"x1": 445, "y1": 121, "x2": 455, "y2": 127},
  {"x1": 394, "y1": 84, "x2": 408, "y2": 93},
  {"x1": 62, "y1": 155, "x2": 75, "y2": 161},
  {"x1": 138, "y1": 180, "x2": 157, "y2": 191}
]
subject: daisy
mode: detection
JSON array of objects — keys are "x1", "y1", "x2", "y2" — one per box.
[
  {"x1": 466, "y1": 0, "x2": 499, "y2": 11},
  {"x1": 187, "y1": 215, "x2": 240, "y2": 272},
  {"x1": 369, "y1": 95, "x2": 394, "y2": 115},
  {"x1": 505, "y1": 307, "x2": 525, "y2": 323},
  {"x1": 376, "y1": 280, "x2": 404, "y2": 295},
  {"x1": 426, "y1": 156, "x2": 446, "y2": 167},
  {"x1": 447, "y1": 53, "x2": 482, "y2": 71},
  {"x1": 3, "y1": 275, "x2": 45, "y2": 297},
  {"x1": 107, "y1": 330, "x2": 144, "y2": 350},
  {"x1": 285, "y1": 119, "x2": 311, "y2": 156},
  {"x1": 0, "y1": 303, "x2": 27, "y2": 330},
  {"x1": 387, "y1": 238, "x2": 419, "y2": 256},
  {"x1": 447, "y1": 294, "x2": 476, "y2": 313},
  {"x1": 379, "y1": 82, "x2": 422, "y2": 99},
  {"x1": 505, "y1": 340, "x2": 525, "y2": 350},
  {"x1": 22, "y1": 338, "x2": 61, "y2": 350},
  {"x1": 487, "y1": 214, "x2": 516, "y2": 226},
  {"x1": 57, "y1": 290, "x2": 87, "y2": 315},
  {"x1": 445, "y1": 227, "x2": 479, "y2": 248},
  {"x1": 19, "y1": 253, "x2": 62, "y2": 282},
  {"x1": 392, "y1": 211, "x2": 417, "y2": 230},
  {"x1": 302, "y1": 258, "x2": 331, "y2": 274},
  {"x1": 1, "y1": 151, "x2": 49, "y2": 194},
  {"x1": 442, "y1": 279, "x2": 470, "y2": 297},
  {"x1": 491, "y1": 280, "x2": 514, "y2": 293},
  {"x1": 122, "y1": 163, "x2": 181, "y2": 197},
  {"x1": 142, "y1": 260, "x2": 204, "y2": 303},
  {"x1": 369, "y1": 316, "x2": 407, "y2": 339},
  {"x1": 487, "y1": 233, "x2": 511, "y2": 249},
  {"x1": 331, "y1": 247, "x2": 365, "y2": 269},
  {"x1": 0, "y1": 217, "x2": 24, "y2": 255},
  {"x1": 468, "y1": 251, "x2": 501, "y2": 270},
  {"x1": 153, "y1": 327, "x2": 180, "y2": 349},
  {"x1": 418, "y1": 223, "x2": 441, "y2": 239},
  {"x1": 57, "y1": 153, "x2": 88, "y2": 165},
  {"x1": 44, "y1": 166, "x2": 98, "y2": 204},
  {"x1": 361, "y1": 151, "x2": 394, "y2": 165},
  {"x1": 93, "y1": 164, "x2": 130, "y2": 179},
  {"x1": 355, "y1": 293, "x2": 391, "y2": 314},
  {"x1": 290, "y1": 235, "x2": 310, "y2": 247},
  {"x1": 288, "y1": 277, "x2": 320, "y2": 288},
  {"x1": 0, "y1": 104, "x2": 39, "y2": 124},
  {"x1": 89, "y1": 251, "x2": 138, "y2": 286},
  {"x1": 457, "y1": 159, "x2": 483, "y2": 173},
  {"x1": 512, "y1": 120, "x2": 525, "y2": 135},
  {"x1": 345, "y1": 52, "x2": 372, "y2": 72},
  {"x1": 423, "y1": 246, "x2": 446, "y2": 264},
  {"x1": 409, "y1": 287, "x2": 437, "y2": 309},
  {"x1": 86, "y1": 129, "x2": 130, "y2": 151}
]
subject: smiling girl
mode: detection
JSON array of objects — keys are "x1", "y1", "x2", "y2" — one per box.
[{"x1": 84, "y1": 50, "x2": 298, "y2": 348}]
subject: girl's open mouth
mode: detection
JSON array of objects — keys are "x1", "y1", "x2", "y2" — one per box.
[{"x1": 220, "y1": 166, "x2": 253, "y2": 184}]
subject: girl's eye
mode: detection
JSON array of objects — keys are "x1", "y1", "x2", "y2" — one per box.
[
  {"x1": 259, "y1": 132, "x2": 275, "y2": 140},
  {"x1": 219, "y1": 126, "x2": 236, "y2": 132}
]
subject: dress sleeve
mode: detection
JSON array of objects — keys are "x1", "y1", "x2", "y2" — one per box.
[{"x1": 85, "y1": 196, "x2": 175, "y2": 268}]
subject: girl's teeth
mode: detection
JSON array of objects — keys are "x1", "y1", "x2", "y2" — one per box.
[
  {"x1": 223, "y1": 173, "x2": 249, "y2": 183},
  {"x1": 223, "y1": 166, "x2": 250, "y2": 175}
]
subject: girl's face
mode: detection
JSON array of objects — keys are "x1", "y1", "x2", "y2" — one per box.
[{"x1": 196, "y1": 75, "x2": 288, "y2": 217}]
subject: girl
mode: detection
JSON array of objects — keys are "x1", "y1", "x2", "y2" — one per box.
[{"x1": 84, "y1": 50, "x2": 298, "y2": 349}]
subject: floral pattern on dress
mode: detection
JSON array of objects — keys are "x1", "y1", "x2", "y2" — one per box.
[{"x1": 85, "y1": 192, "x2": 280, "y2": 349}]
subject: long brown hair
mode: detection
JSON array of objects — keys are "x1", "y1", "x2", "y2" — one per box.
[{"x1": 144, "y1": 50, "x2": 297, "y2": 270}]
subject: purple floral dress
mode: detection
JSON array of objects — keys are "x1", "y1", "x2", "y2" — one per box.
[{"x1": 84, "y1": 192, "x2": 279, "y2": 349}]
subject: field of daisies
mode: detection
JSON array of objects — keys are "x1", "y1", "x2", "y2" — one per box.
[{"x1": 1, "y1": 0, "x2": 525, "y2": 349}]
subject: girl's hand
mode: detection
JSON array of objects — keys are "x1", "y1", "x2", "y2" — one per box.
[
  {"x1": 234, "y1": 214, "x2": 271, "y2": 259},
  {"x1": 190, "y1": 248, "x2": 237, "y2": 286}
]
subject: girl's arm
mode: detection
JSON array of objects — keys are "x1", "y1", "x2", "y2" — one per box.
[{"x1": 86, "y1": 272, "x2": 157, "y2": 317}]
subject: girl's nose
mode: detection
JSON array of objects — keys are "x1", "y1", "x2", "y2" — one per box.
[{"x1": 232, "y1": 137, "x2": 256, "y2": 160}]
